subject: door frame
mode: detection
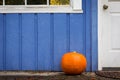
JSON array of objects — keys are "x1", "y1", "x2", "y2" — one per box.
[
  {"x1": 98, "y1": 0, "x2": 108, "y2": 70},
  {"x1": 98, "y1": 0, "x2": 104, "y2": 71},
  {"x1": 98, "y1": 0, "x2": 102, "y2": 70}
]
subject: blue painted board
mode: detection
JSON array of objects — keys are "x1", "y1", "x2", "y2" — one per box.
[
  {"x1": 91, "y1": 0, "x2": 98, "y2": 71},
  {"x1": 34, "y1": 13, "x2": 38, "y2": 70},
  {"x1": 85, "y1": 0, "x2": 92, "y2": 71},
  {"x1": 19, "y1": 13, "x2": 22, "y2": 70},
  {"x1": 37, "y1": 14, "x2": 51, "y2": 71},
  {"x1": 53, "y1": 14, "x2": 67, "y2": 71},
  {"x1": 0, "y1": 14, "x2": 3, "y2": 70},
  {"x1": 5, "y1": 14, "x2": 19, "y2": 70},
  {"x1": 70, "y1": 14, "x2": 85, "y2": 54},
  {"x1": 22, "y1": 14, "x2": 36, "y2": 70}
]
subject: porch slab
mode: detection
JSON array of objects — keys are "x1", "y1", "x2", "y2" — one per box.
[
  {"x1": 0, "y1": 71, "x2": 119, "y2": 80},
  {"x1": 0, "y1": 71, "x2": 64, "y2": 76}
]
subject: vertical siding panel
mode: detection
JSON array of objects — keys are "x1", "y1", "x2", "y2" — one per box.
[
  {"x1": 0, "y1": 14, "x2": 4, "y2": 70},
  {"x1": 19, "y1": 13, "x2": 22, "y2": 70},
  {"x1": 66, "y1": 14, "x2": 70, "y2": 52},
  {"x1": 86, "y1": 0, "x2": 92, "y2": 71},
  {"x1": 34, "y1": 14, "x2": 38, "y2": 70},
  {"x1": 22, "y1": 14, "x2": 35, "y2": 70},
  {"x1": 50, "y1": 13, "x2": 54, "y2": 71},
  {"x1": 82, "y1": 0, "x2": 86, "y2": 56},
  {"x1": 38, "y1": 14, "x2": 51, "y2": 71},
  {"x1": 54, "y1": 14, "x2": 67, "y2": 71},
  {"x1": 70, "y1": 14, "x2": 84, "y2": 54},
  {"x1": 91, "y1": 0, "x2": 98, "y2": 71},
  {"x1": 5, "y1": 14, "x2": 19, "y2": 70},
  {"x1": 3, "y1": 14, "x2": 6, "y2": 70}
]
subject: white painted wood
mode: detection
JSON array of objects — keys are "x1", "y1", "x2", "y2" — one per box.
[
  {"x1": 0, "y1": 6, "x2": 83, "y2": 13},
  {"x1": 25, "y1": 0, "x2": 27, "y2": 6},
  {"x1": 47, "y1": 0, "x2": 49, "y2": 5},
  {"x1": 72, "y1": 0, "x2": 82, "y2": 10},
  {"x1": 98, "y1": 0, "x2": 120, "y2": 70},
  {"x1": 111, "y1": 14, "x2": 120, "y2": 49},
  {"x1": 3, "y1": 0, "x2": 5, "y2": 6},
  {"x1": 0, "y1": 0, "x2": 82, "y2": 13},
  {"x1": 109, "y1": 0, "x2": 120, "y2": 1},
  {"x1": 110, "y1": 2, "x2": 120, "y2": 12}
]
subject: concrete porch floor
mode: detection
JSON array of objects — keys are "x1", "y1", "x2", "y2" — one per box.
[{"x1": 0, "y1": 71, "x2": 119, "y2": 80}]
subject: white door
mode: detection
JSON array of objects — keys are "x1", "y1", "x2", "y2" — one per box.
[{"x1": 98, "y1": 0, "x2": 120, "y2": 70}]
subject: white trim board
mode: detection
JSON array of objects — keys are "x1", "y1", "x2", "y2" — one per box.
[
  {"x1": 0, "y1": 6, "x2": 83, "y2": 13},
  {"x1": 98, "y1": 0, "x2": 105, "y2": 70},
  {"x1": 0, "y1": 0, "x2": 83, "y2": 13}
]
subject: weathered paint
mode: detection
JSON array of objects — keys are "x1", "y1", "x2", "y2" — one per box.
[{"x1": 0, "y1": 0, "x2": 98, "y2": 71}]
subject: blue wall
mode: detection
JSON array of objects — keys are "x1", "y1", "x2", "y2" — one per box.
[{"x1": 0, "y1": 0, "x2": 98, "y2": 71}]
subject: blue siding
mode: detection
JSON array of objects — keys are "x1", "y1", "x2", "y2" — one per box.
[
  {"x1": 0, "y1": 14, "x2": 3, "y2": 70},
  {"x1": 54, "y1": 14, "x2": 68, "y2": 71},
  {"x1": 0, "y1": 0, "x2": 98, "y2": 71},
  {"x1": 22, "y1": 14, "x2": 36, "y2": 70},
  {"x1": 34, "y1": 13, "x2": 38, "y2": 70},
  {"x1": 5, "y1": 14, "x2": 20, "y2": 70},
  {"x1": 91, "y1": 0, "x2": 98, "y2": 71},
  {"x1": 70, "y1": 14, "x2": 84, "y2": 53},
  {"x1": 38, "y1": 14, "x2": 51, "y2": 71},
  {"x1": 85, "y1": 0, "x2": 92, "y2": 72}
]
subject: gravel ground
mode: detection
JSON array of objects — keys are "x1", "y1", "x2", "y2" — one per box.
[{"x1": 0, "y1": 72, "x2": 119, "y2": 80}]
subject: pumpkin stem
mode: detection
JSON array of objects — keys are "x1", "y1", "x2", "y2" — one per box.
[{"x1": 73, "y1": 51, "x2": 77, "y2": 53}]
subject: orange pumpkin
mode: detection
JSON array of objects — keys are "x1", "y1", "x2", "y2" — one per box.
[{"x1": 61, "y1": 51, "x2": 87, "y2": 74}]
